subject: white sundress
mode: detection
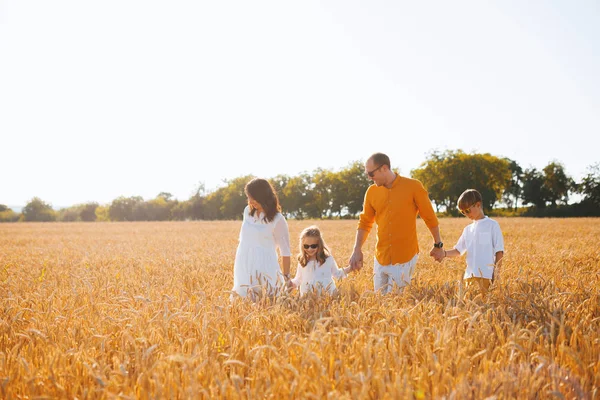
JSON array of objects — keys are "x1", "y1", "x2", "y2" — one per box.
[{"x1": 231, "y1": 206, "x2": 290, "y2": 299}]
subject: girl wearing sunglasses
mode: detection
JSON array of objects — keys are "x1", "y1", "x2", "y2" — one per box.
[{"x1": 288, "y1": 225, "x2": 353, "y2": 296}]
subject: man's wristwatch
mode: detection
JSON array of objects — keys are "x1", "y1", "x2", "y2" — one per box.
[{"x1": 433, "y1": 242, "x2": 444, "y2": 248}]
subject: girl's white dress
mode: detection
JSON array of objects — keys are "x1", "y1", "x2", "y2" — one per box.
[
  {"x1": 232, "y1": 206, "x2": 290, "y2": 299},
  {"x1": 291, "y1": 256, "x2": 347, "y2": 296}
]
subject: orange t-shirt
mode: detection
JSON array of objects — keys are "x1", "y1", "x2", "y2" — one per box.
[{"x1": 358, "y1": 176, "x2": 439, "y2": 265}]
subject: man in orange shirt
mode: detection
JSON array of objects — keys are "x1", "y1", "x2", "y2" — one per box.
[{"x1": 349, "y1": 152, "x2": 445, "y2": 294}]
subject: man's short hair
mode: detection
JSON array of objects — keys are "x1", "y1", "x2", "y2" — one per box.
[{"x1": 368, "y1": 152, "x2": 391, "y2": 169}]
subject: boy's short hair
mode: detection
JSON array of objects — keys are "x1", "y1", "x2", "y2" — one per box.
[{"x1": 458, "y1": 189, "x2": 483, "y2": 211}]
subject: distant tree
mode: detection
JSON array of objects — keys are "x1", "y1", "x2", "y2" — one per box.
[
  {"x1": 502, "y1": 158, "x2": 523, "y2": 211},
  {"x1": 411, "y1": 150, "x2": 511, "y2": 213},
  {"x1": 338, "y1": 160, "x2": 372, "y2": 217},
  {"x1": 22, "y1": 197, "x2": 56, "y2": 222},
  {"x1": 282, "y1": 173, "x2": 314, "y2": 219},
  {"x1": 157, "y1": 192, "x2": 173, "y2": 201},
  {"x1": 578, "y1": 163, "x2": 600, "y2": 207},
  {"x1": 109, "y1": 196, "x2": 144, "y2": 221},
  {"x1": 203, "y1": 189, "x2": 225, "y2": 220},
  {"x1": 521, "y1": 168, "x2": 549, "y2": 208},
  {"x1": 58, "y1": 207, "x2": 79, "y2": 222},
  {"x1": 80, "y1": 203, "x2": 99, "y2": 222},
  {"x1": 179, "y1": 183, "x2": 209, "y2": 220},
  {"x1": 95, "y1": 205, "x2": 110, "y2": 222},
  {"x1": 312, "y1": 168, "x2": 337, "y2": 218},
  {"x1": 542, "y1": 161, "x2": 573, "y2": 206},
  {"x1": 219, "y1": 175, "x2": 254, "y2": 220},
  {"x1": 188, "y1": 195, "x2": 205, "y2": 220},
  {"x1": 142, "y1": 196, "x2": 173, "y2": 221},
  {"x1": 269, "y1": 174, "x2": 291, "y2": 217},
  {"x1": 0, "y1": 205, "x2": 19, "y2": 222}
]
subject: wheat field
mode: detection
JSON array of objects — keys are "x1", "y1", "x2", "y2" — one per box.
[{"x1": 0, "y1": 218, "x2": 599, "y2": 399}]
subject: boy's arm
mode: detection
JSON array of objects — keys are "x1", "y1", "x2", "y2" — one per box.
[
  {"x1": 492, "y1": 251, "x2": 504, "y2": 283},
  {"x1": 443, "y1": 248, "x2": 461, "y2": 259}
]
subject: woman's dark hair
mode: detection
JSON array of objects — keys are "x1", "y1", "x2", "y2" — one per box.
[{"x1": 245, "y1": 178, "x2": 281, "y2": 223}]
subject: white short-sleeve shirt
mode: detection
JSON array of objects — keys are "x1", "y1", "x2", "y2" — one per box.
[{"x1": 454, "y1": 216, "x2": 504, "y2": 280}]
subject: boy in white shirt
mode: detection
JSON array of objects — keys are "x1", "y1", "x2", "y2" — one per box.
[{"x1": 443, "y1": 189, "x2": 504, "y2": 298}]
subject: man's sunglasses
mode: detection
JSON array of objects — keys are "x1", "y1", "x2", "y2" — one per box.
[
  {"x1": 367, "y1": 164, "x2": 384, "y2": 178},
  {"x1": 303, "y1": 244, "x2": 319, "y2": 249}
]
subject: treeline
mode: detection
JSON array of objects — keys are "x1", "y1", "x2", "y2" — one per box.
[{"x1": 2, "y1": 151, "x2": 599, "y2": 222}]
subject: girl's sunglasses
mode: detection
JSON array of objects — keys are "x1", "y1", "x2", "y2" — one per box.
[{"x1": 303, "y1": 244, "x2": 319, "y2": 249}]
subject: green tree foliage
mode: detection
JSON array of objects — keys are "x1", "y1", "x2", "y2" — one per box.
[
  {"x1": 542, "y1": 161, "x2": 573, "y2": 206},
  {"x1": 337, "y1": 161, "x2": 372, "y2": 217},
  {"x1": 22, "y1": 197, "x2": 56, "y2": 222},
  {"x1": 109, "y1": 196, "x2": 144, "y2": 221},
  {"x1": 203, "y1": 189, "x2": 225, "y2": 220},
  {"x1": 521, "y1": 168, "x2": 549, "y2": 208},
  {"x1": 80, "y1": 203, "x2": 99, "y2": 221},
  {"x1": 312, "y1": 168, "x2": 337, "y2": 218},
  {"x1": 411, "y1": 150, "x2": 511, "y2": 213},
  {"x1": 578, "y1": 163, "x2": 600, "y2": 207},
  {"x1": 57, "y1": 202, "x2": 99, "y2": 222},
  {"x1": 220, "y1": 175, "x2": 254, "y2": 220},
  {"x1": 521, "y1": 162, "x2": 574, "y2": 209},
  {"x1": 502, "y1": 158, "x2": 523, "y2": 211},
  {"x1": 269, "y1": 174, "x2": 291, "y2": 217},
  {"x1": 172, "y1": 183, "x2": 208, "y2": 220},
  {"x1": 0, "y1": 204, "x2": 20, "y2": 222},
  {"x1": 282, "y1": 173, "x2": 315, "y2": 219},
  {"x1": 142, "y1": 196, "x2": 176, "y2": 221},
  {"x1": 11, "y1": 154, "x2": 599, "y2": 222},
  {"x1": 95, "y1": 205, "x2": 110, "y2": 222},
  {"x1": 57, "y1": 208, "x2": 79, "y2": 222}
]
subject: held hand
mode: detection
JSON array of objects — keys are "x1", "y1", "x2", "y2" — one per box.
[
  {"x1": 430, "y1": 246, "x2": 445, "y2": 263},
  {"x1": 349, "y1": 250, "x2": 364, "y2": 271}
]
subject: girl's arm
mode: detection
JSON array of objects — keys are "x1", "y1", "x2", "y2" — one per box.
[
  {"x1": 290, "y1": 263, "x2": 302, "y2": 288},
  {"x1": 330, "y1": 257, "x2": 348, "y2": 279}
]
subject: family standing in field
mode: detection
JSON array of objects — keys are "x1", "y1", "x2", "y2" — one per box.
[{"x1": 231, "y1": 152, "x2": 504, "y2": 301}]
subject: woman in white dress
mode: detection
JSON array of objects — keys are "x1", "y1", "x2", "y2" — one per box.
[
  {"x1": 231, "y1": 178, "x2": 291, "y2": 300},
  {"x1": 289, "y1": 225, "x2": 352, "y2": 296}
]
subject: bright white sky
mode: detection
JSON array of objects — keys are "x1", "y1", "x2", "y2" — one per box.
[{"x1": 1, "y1": 1, "x2": 599, "y2": 208}]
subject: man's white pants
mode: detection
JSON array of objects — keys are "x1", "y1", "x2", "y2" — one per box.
[{"x1": 373, "y1": 254, "x2": 418, "y2": 294}]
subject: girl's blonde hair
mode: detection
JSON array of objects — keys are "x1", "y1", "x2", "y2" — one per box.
[{"x1": 297, "y1": 225, "x2": 331, "y2": 267}]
